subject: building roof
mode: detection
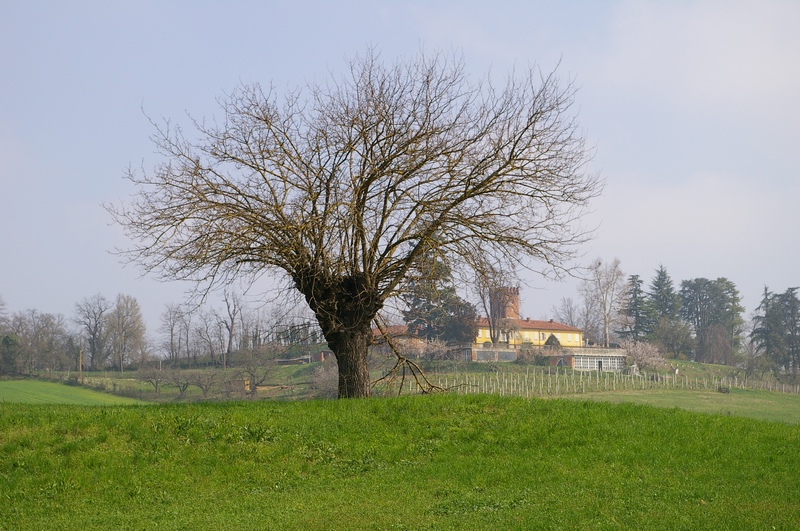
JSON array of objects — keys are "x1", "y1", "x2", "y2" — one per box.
[
  {"x1": 476, "y1": 317, "x2": 582, "y2": 333},
  {"x1": 372, "y1": 324, "x2": 410, "y2": 339}
]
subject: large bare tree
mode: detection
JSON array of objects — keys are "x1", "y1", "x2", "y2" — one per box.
[
  {"x1": 74, "y1": 294, "x2": 111, "y2": 369},
  {"x1": 107, "y1": 294, "x2": 147, "y2": 372},
  {"x1": 475, "y1": 267, "x2": 519, "y2": 347},
  {"x1": 579, "y1": 258, "x2": 626, "y2": 347},
  {"x1": 110, "y1": 50, "x2": 600, "y2": 398}
]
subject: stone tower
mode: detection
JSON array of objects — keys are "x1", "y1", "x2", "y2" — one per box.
[{"x1": 490, "y1": 286, "x2": 520, "y2": 320}]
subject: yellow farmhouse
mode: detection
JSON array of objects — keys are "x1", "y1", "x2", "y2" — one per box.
[
  {"x1": 473, "y1": 286, "x2": 583, "y2": 348},
  {"x1": 474, "y1": 317, "x2": 584, "y2": 348},
  {"x1": 460, "y1": 287, "x2": 626, "y2": 371}
]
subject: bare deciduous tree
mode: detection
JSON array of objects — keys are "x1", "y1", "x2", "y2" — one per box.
[
  {"x1": 8, "y1": 309, "x2": 70, "y2": 373},
  {"x1": 107, "y1": 294, "x2": 147, "y2": 372},
  {"x1": 168, "y1": 369, "x2": 191, "y2": 398},
  {"x1": 110, "y1": 50, "x2": 600, "y2": 397},
  {"x1": 218, "y1": 290, "x2": 241, "y2": 369},
  {"x1": 233, "y1": 345, "x2": 279, "y2": 398},
  {"x1": 74, "y1": 294, "x2": 111, "y2": 369},
  {"x1": 137, "y1": 367, "x2": 169, "y2": 394},
  {"x1": 312, "y1": 356, "x2": 339, "y2": 399},
  {"x1": 552, "y1": 297, "x2": 580, "y2": 328},
  {"x1": 193, "y1": 308, "x2": 227, "y2": 366},
  {"x1": 552, "y1": 296, "x2": 601, "y2": 345},
  {"x1": 0, "y1": 295, "x2": 8, "y2": 330},
  {"x1": 475, "y1": 267, "x2": 520, "y2": 347},
  {"x1": 160, "y1": 303, "x2": 185, "y2": 362},
  {"x1": 579, "y1": 258, "x2": 626, "y2": 347},
  {"x1": 186, "y1": 369, "x2": 220, "y2": 398}
]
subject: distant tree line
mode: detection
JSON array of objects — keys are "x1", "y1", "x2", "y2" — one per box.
[
  {"x1": 0, "y1": 293, "x2": 148, "y2": 375},
  {"x1": 554, "y1": 259, "x2": 798, "y2": 382},
  {"x1": 4, "y1": 260, "x2": 798, "y2": 385},
  {"x1": 0, "y1": 291, "x2": 325, "y2": 377}
]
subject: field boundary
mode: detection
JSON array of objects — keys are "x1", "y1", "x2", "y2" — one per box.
[{"x1": 423, "y1": 368, "x2": 800, "y2": 398}]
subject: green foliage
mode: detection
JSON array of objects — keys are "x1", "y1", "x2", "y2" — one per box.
[
  {"x1": 648, "y1": 265, "x2": 681, "y2": 322},
  {"x1": 680, "y1": 277, "x2": 745, "y2": 364},
  {"x1": 1, "y1": 395, "x2": 799, "y2": 529},
  {"x1": 544, "y1": 333, "x2": 561, "y2": 347},
  {"x1": 618, "y1": 274, "x2": 656, "y2": 342},
  {"x1": 751, "y1": 287, "x2": 800, "y2": 380},
  {"x1": 654, "y1": 317, "x2": 695, "y2": 359},
  {"x1": 0, "y1": 334, "x2": 19, "y2": 375},
  {"x1": 400, "y1": 246, "x2": 477, "y2": 344}
]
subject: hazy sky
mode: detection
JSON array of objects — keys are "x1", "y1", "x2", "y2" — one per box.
[{"x1": 2, "y1": 1, "x2": 799, "y2": 331}]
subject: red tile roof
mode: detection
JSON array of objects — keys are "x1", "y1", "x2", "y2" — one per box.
[{"x1": 476, "y1": 317, "x2": 582, "y2": 332}]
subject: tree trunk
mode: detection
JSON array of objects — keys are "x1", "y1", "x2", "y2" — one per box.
[
  {"x1": 326, "y1": 326, "x2": 372, "y2": 398},
  {"x1": 295, "y1": 271, "x2": 381, "y2": 399}
]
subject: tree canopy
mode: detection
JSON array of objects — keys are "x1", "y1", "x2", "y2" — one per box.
[
  {"x1": 751, "y1": 287, "x2": 800, "y2": 380},
  {"x1": 680, "y1": 277, "x2": 744, "y2": 364},
  {"x1": 400, "y1": 247, "x2": 477, "y2": 344},
  {"x1": 110, "y1": 50, "x2": 601, "y2": 397}
]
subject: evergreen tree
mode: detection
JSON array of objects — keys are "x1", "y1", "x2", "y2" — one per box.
[
  {"x1": 751, "y1": 287, "x2": 800, "y2": 380},
  {"x1": 618, "y1": 274, "x2": 655, "y2": 342},
  {"x1": 647, "y1": 266, "x2": 681, "y2": 322},
  {"x1": 645, "y1": 266, "x2": 689, "y2": 358},
  {"x1": 400, "y1": 247, "x2": 477, "y2": 344},
  {"x1": 680, "y1": 277, "x2": 744, "y2": 364},
  {"x1": 0, "y1": 334, "x2": 20, "y2": 375}
]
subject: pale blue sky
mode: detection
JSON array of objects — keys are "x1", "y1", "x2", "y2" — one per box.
[{"x1": 2, "y1": 1, "x2": 799, "y2": 330}]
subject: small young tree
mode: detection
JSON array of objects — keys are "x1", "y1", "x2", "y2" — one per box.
[
  {"x1": 137, "y1": 367, "x2": 169, "y2": 394},
  {"x1": 620, "y1": 339, "x2": 666, "y2": 372},
  {"x1": 186, "y1": 369, "x2": 220, "y2": 398},
  {"x1": 312, "y1": 356, "x2": 339, "y2": 399},
  {"x1": 168, "y1": 370, "x2": 191, "y2": 398},
  {"x1": 233, "y1": 346, "x2": 279, "y2": 398}
]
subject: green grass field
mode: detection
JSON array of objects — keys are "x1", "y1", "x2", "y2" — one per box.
[
  {"x1": 0, "y1": 379, "x2": 144, "y2": 405},
  {"x1": 564, "y1": 387, "x2": 800, "y2": 424},
  {"x1": 1, "y1": 393, "x2": 799, "y2": 529}
]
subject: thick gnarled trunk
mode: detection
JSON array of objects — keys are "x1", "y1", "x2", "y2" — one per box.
[
  {"x1": 326, "y1": 326, "x2": 372, "y2": 398},
  {"x1": 294, "y1": 271, "x2": 381, "y2": 398}
]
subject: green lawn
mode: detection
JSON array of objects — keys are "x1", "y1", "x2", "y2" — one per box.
[
  {"x1": 1, "y1": 394, "x2": 799, "y2": 529},
  {"x1": 0, "y1": 379, "x2": 144, "y2": 405},
  {"x1": 565, "y1": 387, "x2": 800, "y2": 424}
]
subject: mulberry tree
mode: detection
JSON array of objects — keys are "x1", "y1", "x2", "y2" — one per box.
[{"x1": 110, "y1": 50, "x2": 600, "y2": 398}]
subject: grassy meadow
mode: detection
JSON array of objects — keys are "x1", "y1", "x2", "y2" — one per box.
[
  {"x1": 565, "y1": 387, "x2": 800, "y2": 424},
  {"x1": 2, "y1": 393, "x2": 799, "y2": 529},
  {"x1": 0, "y1": 379, "x2": 144, "y2": 405}
]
